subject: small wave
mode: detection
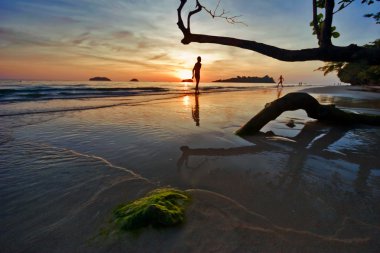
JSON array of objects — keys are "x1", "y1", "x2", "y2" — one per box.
[
  {"x1": 0, "y1": 82, "x2": 277, "y2": 118},
  {"x1": 0, "y1": 93, "x2": 184, "y2": 117},
  {"x1": 0, "y1": 86, "x2": 170, "y2": 103},
  {"x1": 0, "y1": 81, "x2": 275, "y2": 104},
  {"x1": 0, "y1": 132, "x2": 13, "y2": 145}
]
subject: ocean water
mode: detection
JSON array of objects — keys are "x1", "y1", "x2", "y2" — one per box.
[
  {"x1": 1, "y1": 80, "x2": 380, "y2": 252},
  {"x1": 0, "y1": 80, "x2": 277, "y2": 110}
]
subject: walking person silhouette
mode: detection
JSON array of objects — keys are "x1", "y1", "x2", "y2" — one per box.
[
  {"x1": 192, "y1": 56, "x2": 202, "y2": 94},
  {"x1": 277, "y1": 75, "x2": 284, "y2": 88}
]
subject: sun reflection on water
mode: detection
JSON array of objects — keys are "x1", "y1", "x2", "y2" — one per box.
[{"x1": 183, "y1": 95, "x2": 190, "y2": 107}]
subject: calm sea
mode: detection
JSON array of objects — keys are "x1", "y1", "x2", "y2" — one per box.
[
  {"x1": 0, "y1": 80, "x2": 279, "y2": 101},
  {"x1": 0, "y1": 80, "x2": 284, "y2": 116}
]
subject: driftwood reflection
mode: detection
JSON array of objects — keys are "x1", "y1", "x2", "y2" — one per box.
[{"x1": 177, "y1": 122, "x2": 378, "y2": 195}]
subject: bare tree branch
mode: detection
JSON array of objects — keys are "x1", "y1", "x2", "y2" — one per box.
[
  {"x1": 177, "y1": 0, "x2": 188, "y2": 35},
  {"x1": 200, "y1": 0, "x2": 247, "y2": 25},
  {"x1": 187, "y1": 0, "x2": 202, "y2": 33},
  {"x1": 333, "y1": 0, "x2": 354, "y2": 14}
]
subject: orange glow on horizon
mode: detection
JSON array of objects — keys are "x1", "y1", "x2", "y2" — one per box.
[{"x1": 0, "y1": 51, "x2": 340, "y2": 84}]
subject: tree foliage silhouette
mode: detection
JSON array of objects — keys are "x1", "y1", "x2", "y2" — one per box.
[{"x1": 316, "y1": 40, "x2": 380, "y2": 85}]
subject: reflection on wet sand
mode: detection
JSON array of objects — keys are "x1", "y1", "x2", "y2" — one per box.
[
  {"x1": 182, "y1": 95, "x2": 190, "y2": 107},
  {"x1": 191, "y1": 94, "x2": 200, "y2": 126},
  {"x1": 316, "y1": 94, "x2": 380, "y2": 110},
  {"x1": 177, "y1": 122, "x2": 380, "y2": 238},
  {"x1": 277, "y1": 87, "x2": 283, "y2": 99}
]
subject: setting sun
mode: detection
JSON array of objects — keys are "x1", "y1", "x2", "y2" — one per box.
[{"x1": 177, "y1": 69, "x2": 192, "y2": 81}]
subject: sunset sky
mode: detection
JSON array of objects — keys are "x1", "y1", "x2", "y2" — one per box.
[{"x1": 0, "y1": 0, "x2": 379, "y2": 83}]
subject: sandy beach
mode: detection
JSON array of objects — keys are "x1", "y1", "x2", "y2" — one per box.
[{"x1": 1, "y1": 84, "x2": 379, "y2": 253}]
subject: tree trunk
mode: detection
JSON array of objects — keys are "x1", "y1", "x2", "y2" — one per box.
[
  {"x1": 320, "y1": 0, "x2": 334, "y2": 48},
  {"x1": 236, "y1": 93, "x2": 380, "y2": 136}
]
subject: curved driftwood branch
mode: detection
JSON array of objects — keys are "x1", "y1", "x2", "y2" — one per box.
[{"x1": 236, "y1": 92, "x2": 380, "y2": 136}]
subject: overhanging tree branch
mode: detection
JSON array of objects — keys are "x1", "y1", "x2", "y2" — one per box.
[{"x1": 177, "y1": 0, "x2": 380, "y2": 65}]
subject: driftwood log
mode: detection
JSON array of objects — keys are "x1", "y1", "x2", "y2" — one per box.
[{"x1": 236, "y1": 92, "x2": 380, "y2": 136}]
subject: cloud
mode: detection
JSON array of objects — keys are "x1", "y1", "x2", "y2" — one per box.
[
  {"x1": 0, "y1": 27, "x2": 57, "y2": 47},
  {"x1": 56, "y1": 16, "x2": 82, "y2": 24},
  {"x1": 112, "y1": 30, "x2": 134, "y2": 39},
  {"x1": 71, "y1": 32, "x2": 92, "y2": 45},
  {"x1": 149, "y1": 53, "x2": 169, "y2": 61}
]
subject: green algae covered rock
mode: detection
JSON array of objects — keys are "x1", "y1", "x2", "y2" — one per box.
[{"x1": 112, "y1": 188, "x2": 191, "y2": 231}]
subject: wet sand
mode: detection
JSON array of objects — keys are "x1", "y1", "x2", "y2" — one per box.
[
  {"x1": 1, "y1": 85, "x2": 379, "y2": 252},
  {"x1": 301, "y1": 85, "x2": 380, "y2": 100}
]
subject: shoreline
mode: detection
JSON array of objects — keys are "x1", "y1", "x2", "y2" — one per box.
[{"x1": 300, "y1": 85, "x2": 380, "y2": 100}]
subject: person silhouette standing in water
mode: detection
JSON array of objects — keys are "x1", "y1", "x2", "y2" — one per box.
[
  {"x1": 277, "y1": 75, "x2": 284, "y2": 88},
  {"x1": 192, "y1": 56, "x2": 202, "y2": 94}
]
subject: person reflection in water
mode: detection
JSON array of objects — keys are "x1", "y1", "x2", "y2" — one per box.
[
  {"x1": 192, "y1": 94, "x2": 200, "y2": 126},
  {"x1": 192, "y1": 56, "x2": 202, "y2": 94},
  {"x1": 277, "y1": 86, "x2": 283, "y2": 99}
]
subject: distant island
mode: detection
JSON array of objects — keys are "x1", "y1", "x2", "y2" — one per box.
[
  {"x1": 182, "y1": 79, "x2": 193, "y2": 82},
  {"x1": 130, "y1": 78, "x2": 139, "y2": 82},
  {"x1": 213, "y1": 75, "x2": 275, "y2": 83},
  {"x1": 89, "y1": 77, "x2": 111, "y2": 81}
]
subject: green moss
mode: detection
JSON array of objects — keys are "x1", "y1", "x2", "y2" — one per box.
[{"x1": 112, "y1": 188, "x2": 191, "y2": 232}]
